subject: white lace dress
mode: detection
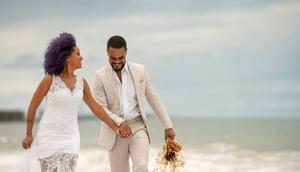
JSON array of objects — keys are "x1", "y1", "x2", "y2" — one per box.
[{"x1": 10, "y1": 75, "x2": 83, "y2": 172}]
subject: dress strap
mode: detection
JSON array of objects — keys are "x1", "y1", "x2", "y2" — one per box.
[
  {"x1": 49, "y1": 75, "x2": 64, "y2": 93},
  {"x1": 77, "y1": 76, "x2": 84, "y2": 91}
]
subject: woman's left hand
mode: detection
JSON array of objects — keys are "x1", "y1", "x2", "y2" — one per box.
[{"x1": 114, "y1": 128, "x2": 121, "y2": 136}]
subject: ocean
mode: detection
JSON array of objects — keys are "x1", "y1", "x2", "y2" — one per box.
[{"x1": 1, "y1": 116, "x2": 300, "y2": 171}]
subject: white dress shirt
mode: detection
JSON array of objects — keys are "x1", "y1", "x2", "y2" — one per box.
[{"x1": 112, "y1": 62, "x2": 141, "y2": 120}]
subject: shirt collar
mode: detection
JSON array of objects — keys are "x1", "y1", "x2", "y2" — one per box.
[{"x1": 123, "y1": 62, "x2": 129, "y2": 73}]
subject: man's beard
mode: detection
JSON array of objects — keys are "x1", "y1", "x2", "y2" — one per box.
[{"x1": 111, "y1": 62, "x2": 125, "y2": 72}]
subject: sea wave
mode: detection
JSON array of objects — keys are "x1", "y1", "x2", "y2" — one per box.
[{"x1": 1, "y1": 143, "x2": 300, "y2": 172}]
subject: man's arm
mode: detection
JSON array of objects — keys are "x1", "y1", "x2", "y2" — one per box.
[
  {"x1": 93, "y1": 73, "x2": 132, "y2": 138},
  {"x1": 144, "y1": 67, "x2": 175, "y2": 139},
  {"x1": 93, "y1": 74, "x2": 125, "y2": 126}
]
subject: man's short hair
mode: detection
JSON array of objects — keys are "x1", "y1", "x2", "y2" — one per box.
[{"x1": 107, "y1": 35, "x2": 127, "y2": 50}]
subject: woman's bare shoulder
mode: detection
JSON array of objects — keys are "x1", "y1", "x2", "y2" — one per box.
[{"x1": 38, "y1": 74, "x2": 54, "y2": 87}]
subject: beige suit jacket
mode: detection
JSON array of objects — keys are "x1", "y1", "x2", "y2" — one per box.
[{"x1": 93, "y1": 62, "x2": 173, "y2": 150}]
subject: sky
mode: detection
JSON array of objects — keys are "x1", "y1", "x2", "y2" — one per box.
[{"x1": 0, "y1": 0, "x2": 300, "y2": 117}]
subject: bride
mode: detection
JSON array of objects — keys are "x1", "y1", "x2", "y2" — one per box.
[{"x1": 12, "y1": 32, "x2": 119, "y2": 172}]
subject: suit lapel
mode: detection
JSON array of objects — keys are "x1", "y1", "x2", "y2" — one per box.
[
  {"x1": 128, "y1": 62, "x2": 142, "y2": 105},
  {"x1": 105, "y1": 62, "x2": 142, "y2": 112},
  {"x1": 105, "y1": 64, "x2": 119, "y2": 98}
]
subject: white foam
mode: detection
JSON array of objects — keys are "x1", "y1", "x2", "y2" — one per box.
[{"x1": 1, "y1": 143, "x2": 300, "y2": 172}]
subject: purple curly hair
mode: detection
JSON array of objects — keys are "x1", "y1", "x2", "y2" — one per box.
[{"x1": 43, "y1": 32, "x2": 76, "y2": 75}]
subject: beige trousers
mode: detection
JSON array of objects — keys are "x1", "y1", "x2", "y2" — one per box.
[{"x1": 108, "y1": 119, "x2": 149, "y2": 172}]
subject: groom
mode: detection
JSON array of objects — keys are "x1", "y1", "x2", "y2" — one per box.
[{"x1": 93, "y1": 35, "x2": 175, "y2": 172}]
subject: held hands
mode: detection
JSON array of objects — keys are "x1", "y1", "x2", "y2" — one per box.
[
  {"x1": 22, "y1": 135, "x2": 33, "y2": 149},
  {"x1": 114, "y1": 128, "x2": 120, "y2": 136},
  {"x1": 165, "y1": 128, "x2": 175, "y2": 140},
  {"x1": 115, "y1": 123, "x2": 174, "y2": 140},
  {"x1": 119, "y1": 121, "x2": 133, "y2": 138}
]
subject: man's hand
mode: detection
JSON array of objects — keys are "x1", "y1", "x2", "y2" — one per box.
[
  {"x1": 119, "y1": 121, "x2": 132, "y2": 138},
  {"x1": 165, "y1": 128, "x2": 175, "y2": 140}
]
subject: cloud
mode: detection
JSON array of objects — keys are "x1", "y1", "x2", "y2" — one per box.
[
  {"x1": 0, "y1": 0, "x2": 299, "y2": 116},
  {"x1": 5, "y1": 54, "x2": 42, "y2": 69},
  {"x1": 1, "y1": 0, "x2": 299, "y2": 63}
]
